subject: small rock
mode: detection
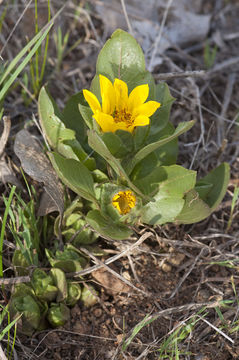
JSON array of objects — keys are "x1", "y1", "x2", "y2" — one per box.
[
  {"x1": 92, "y1": 268, "x2": 131, "y2": 294},
  {"x1": 168, "y1": 253, "x2": 185, "y2": 266},
  {"x1": 161, "y1": 262, "x2": 172, "y2": 273}
]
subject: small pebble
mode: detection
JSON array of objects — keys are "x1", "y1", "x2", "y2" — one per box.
[{"x1": 161, "y1": 262, "x2": 172, "y2": 272}]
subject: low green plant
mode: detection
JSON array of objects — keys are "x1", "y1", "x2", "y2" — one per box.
[
  {"x1": 38, "y1": 29, "x2": 230, "y2": 241},
  {"x1": 0, "y1": 186, "x2": 16, "y2": 278},
  {"x1": 6, "y1": 188, "x2": 98, "y2": 334},
  {"x1": 227, "y1": 185, "x2": 239, "y2": 231},
  {"x1": 204, "y1": 40, "x2": 218, "y2": 69},
  {"x1": 53, "y1": 26, "x2": 70, "y2": 73},
  {"x1": 0, "y1": 304, "x2": 20, "y2": 360},
  {"x1": 9, "y1": 267, "x2": 97, "y2": 335},
  {"x1": 29, "y1": 0, "x2": 51, "y2": 97}
]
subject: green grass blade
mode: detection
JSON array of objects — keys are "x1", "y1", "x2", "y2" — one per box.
[
  {"x1": 0, "y1": 23, "x2": 53, "y2": 101},
  {"x1": 122, "y1": 314, "x2": 156, "y2": 351},
  {"x1": 0, "y1": 186, "x2": 16, "y2": 277},
  {"x1": 0, "y1": 314, "x2": 21, "y2": 341},
  {"x1": 40, "y1": 0, "x2": 51, "y2": 83},
  {"x1": 0, "y1": 23, "x2": 51, "y2": 86}
]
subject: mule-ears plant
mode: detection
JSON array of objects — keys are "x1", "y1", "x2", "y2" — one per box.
[
  {"x1": 8, "y1": 28, "x2": 230, "y2": 336},
  {"x1": 38, "y1": 29, "x2": 229, "y2": 241}
]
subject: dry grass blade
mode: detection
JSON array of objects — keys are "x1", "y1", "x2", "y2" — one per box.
[
  {"x1": 0, "y1": 116, "x2": 11, "y2": 157},
  {"x1": 67, "y1": 231, "x2": 152, "y2": 277},
  {"x1": 80, "y1": 247, "x2": 150, "y2": 296},
  {"x1": 155, "y1": 70, "x2": 206, "y2": 80},
  {"x1": 0, "y1": 344, "x2": 8, "y2": 360}
]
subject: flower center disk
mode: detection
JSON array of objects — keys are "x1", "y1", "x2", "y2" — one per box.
[
  {"x1": 112, "y1": 190, "x2": 136, "y2": 215},
  {"x1": 114, "y1": 109, "x2": 133, "y2": 127}
]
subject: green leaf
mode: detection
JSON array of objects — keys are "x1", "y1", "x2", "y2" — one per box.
[
  {"x1": 45, "y1": 248, "x2": 84, "y2": 273},
  {"x1": 66, "y1": 282, "x2": 82, "y2": 307},
  {"x1": 88, "y1": 130, "x2": 149, "y2": 200},
  {"x1": 63, "y1": 139, "x2": 96, "y2": 171},
  {"x1": 127, "y1": 121, "x2": 195, "y2": 175},
  {"x1": 131, "y1": 122, "x2": 177, "y2": 180},
  {"x1": 38, "y1": 86, "x2": 78, "y2": 160},
  {"x1": 62, "y1": 91, "x2": 87, "y2": 144},
  {"x1": 86, "y1": 210, "x2": 133, "y2": 240},
  {"x1": 48, "y1": 152, "x2": 97, "y2": 204},
  {"x1": 175, "y1": 190, "x2": 211, "y2": 224},
  {"x1": 78, "y1": 90, "x2": 94, "y2": 129},
  {"x1": 134, "y1": 165, "x2": 196, "y2": 197},
  {"x1": 140, "y1": 165, "x2": 196, "y2": 225},
  {"x1": 47, "y1": 303, "x2": 70, "y2": 327},
  {"x1": 9, "y1": 294, "x2": 41, "y2": 336},
  {"x1": 102, "y1": 130, "x2": 133, "y2": 158},
  {"x1": 81, "y1": 285, "x2": 98, "y2": 308},
  {"x1": 31, "y1": 269, "x2": 58, "y2": 302},
  {"x1": 133, "y1": 125, "x2": 150, "y2": 152},
  {"x1": 142, "y1": 196, "x2": 185, "y2": 225},
  {"x1": 148, "y1": 82, "x2": 175, "y2": 141},
  {"x1": 195, "y1": 182, "x2": 213, "y2": 199},
  {"x1": 197, "y1": 163, "x2": 230, "y2": 211},
  {"x1": 50, "y1": 268, "x2": 68, "y2": 303},
  {"x1": 39, "y1": 88, "x2": 94, "y2": 168},
  {"x1": 96, "y1": 29, "x2": 145, "y2": 87}
]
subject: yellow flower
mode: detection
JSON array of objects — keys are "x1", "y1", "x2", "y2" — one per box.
[
  {"x1": 112, "y1": 190, "x2": 136, "y2": 215},
  {"x1": 83, "y1": 75, "x2": 161, "y2": 133}
]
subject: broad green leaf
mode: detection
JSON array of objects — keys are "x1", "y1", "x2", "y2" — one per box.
[
  {"x1": 133, "y1": 125, "x2": 150, "y2": 152},
  {"x1": 9, "y1": 294, "x2": 41, "y2": 336},
  {"x1": 175, "y1": 190, "x2": 211, "y2": 224},
  {"x1": 38, "y1": 87, "x2": 78, "y2": 160},
  {"x1": 39, "y1": 88, "x2": 94, "y2": 168},
  {"x1": 139, "y1": 165, "x2": 196, "y2": 224},
  {"x1": 31, "y1": 269, "x2": 58, "y2": 302},
  {"x1": 131, "y1": 122, "x2": 177, "y2": 179},
  {"x1": 195, "y1": 182, "x2": 213, "y2": 199},
  {"x1": 197, "y1": 163, "x2": 230, "y2": 211},
  {"x1": 86, "y1": 210, "x2": 132, "y2": 240},
  {"x1": 45, "y1": 248, "x2": 84, "y2": 273},
  {"x1": 134, "y1": 165, "x2": 196, "y2": 197},
  {"x1": 50, "y1": 268, "x2": 68, "y2": 303},
  {"x1": 47, "y1": 303, "x2": 70, "y2": 328},
  {"x1": 78, "y1": 90, "x2": 94, "y2": 129},
  {"x1": 66, "y1": 282, "x2": 82, "y2": 307},
  {"x1": 148, "y1": 82, "x2": 175, "y2": 141},
  {"x1": 63, "y1": 139, "x2": 96, "y2": 171},
  {"x1": 88, "y1": 130, "x2": 150, "y2": 200},
  {"x1": 142, "y1": 195, "x2": 184, "y2": 225},
  {"x1": 62, "y1": 91, "x2": 87, "y2": 144},
  {"x1": 81, "y1": 285, "x2": 98, "y2": 307},
  {"x1": 102, "y1": 130, "x2": 134, "y2": 158},
  {"x1": 96, "y1": 29, "x2": 145, "y2": 87},
  {"x1": 48, "y1": 152, "x2": 97, "y2": 204},
  {"x1": 127, "y1": 121, "x2": 195, "y2": 174}
]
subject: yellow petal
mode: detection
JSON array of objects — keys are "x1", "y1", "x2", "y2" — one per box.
[
  {"x1": 94, "y1": 111, "x2": 118, "y2": 133},
  {"x1": 133, "y1": 115, "x2": 150, "y2": 127},
  {"x1": 99, "y1": 75, "x2": 115, "y2": 114},
  {"x1": 83, "y1": 89, "x2": 101, "y2": 113},
  {"x1": 114, "y1": 78, "x2": 128, "y2": 110},
  {"x1": 128, "y1": 84, "x2": 149, "y2": 111},
  {"x1": 133, "y1": 101, "x2": 161, "y2": 118}
]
